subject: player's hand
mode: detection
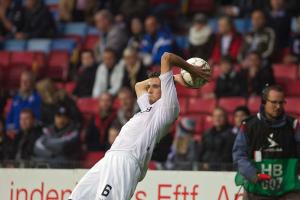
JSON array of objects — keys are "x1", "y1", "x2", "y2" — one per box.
[
  {"x1": 190, "y1": 64, "x2": 211, "y2": 82},
  {"x1": 173, "y1": 74, "x2": 191, "y2": 88}
]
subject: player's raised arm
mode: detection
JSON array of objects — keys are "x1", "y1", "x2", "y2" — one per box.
[
  {"x1": 161, "y1": 52, "x2": 211, "y2": 81},
  {"x1": 135, "y1": 79, "x2": 150, "y2": 98}
]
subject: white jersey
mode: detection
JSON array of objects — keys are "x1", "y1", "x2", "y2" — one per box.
[{"x1": 109, "y1": 71, "x2": 179, "y2": 181}]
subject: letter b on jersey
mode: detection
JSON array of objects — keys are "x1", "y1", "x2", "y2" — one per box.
[{"x1": 101, "y1": 184, "x2": 112, "y2": 197}]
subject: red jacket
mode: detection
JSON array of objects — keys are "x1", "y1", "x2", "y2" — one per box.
[{"x1": 211, "y1": 31, "x2": 243, "y2": 64}]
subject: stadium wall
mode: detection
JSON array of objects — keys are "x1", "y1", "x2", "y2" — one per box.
[{"x1": 0, "y1": 169, "x2": 243, "y2": 200}]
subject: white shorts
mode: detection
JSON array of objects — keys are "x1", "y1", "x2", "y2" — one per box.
[{"x1": 69, "y1": 151, "x2": 141, "y2": 200}]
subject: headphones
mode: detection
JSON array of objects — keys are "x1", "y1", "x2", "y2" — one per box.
[{"x1": 261, "y1": 83, "x2": 270, "y2": 105}]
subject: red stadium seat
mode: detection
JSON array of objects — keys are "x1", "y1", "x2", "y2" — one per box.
[
  {"x1": 218, "y1": 97, "x2": 247, "y2": 113},
  {"x1": 77, "y1": 98, "x2": 98, "y2": 115},
  {"x1": 188, "y1": 0, "x2": 214, "y2": 13},
  {"x1": 285, "y1": 80, "x2": 300, "y2": 97},
  {"x1": 212, "y1": 65, "x2": 221, "y2": 80},
  {"x1": 82, "y1": 151, "x2": 105, "y2": 168},
  {"x1": 0, "y1": 51, "x2": 10, "y2": 68},
  {"x1": 187, "y1": 98, "x2": 216, "y2": 114},
  {"x1": 5, "y1": 66, "x2": 29, "y2": 91},
  {"x1": 178, "y1": 97, "x2": 188, "y2": 114},
  {"x1": 83, "y1": 35, "x2": 99, "y2": 50},
  {"x1": 202, "y1": 114, "x2": 213, "y2": 131},
  {"x1": 176, "y1": 84, "x2": 199, "y2": 97},
  {"x1": 200, "y1": 81, "x2": 216, "y2": 96},
  {"x1": 273, "y1": 64, "x2": 297, "y2": 86},
  {"x1": 11, "y1": 51, "x2": 35, "y2": 67},
  {"x1": 47, "y1": 51, "x2": 70, "y2": 81},
  {"x1": 285, "y1": 97, "x2": 300, "y2": 116},
  {"x1": 65, "y1": 81, "x2": 76, "y2": 96},
  {"x1": 247, "y1": 96, "x2": 261, "y2": 114}
]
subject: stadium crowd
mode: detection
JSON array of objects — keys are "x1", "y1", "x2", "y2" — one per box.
[{"x1": 0, "y1": 0, "x2": 300, "y2": 170}]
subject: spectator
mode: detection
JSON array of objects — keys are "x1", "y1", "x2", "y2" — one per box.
[
  {"x1": 34, "y1": 105, "x2": 80, "y2": 167},
  {"x1": 15, "y1": 0, "x2": 55, "y2": 39},
  {"x1": 215, "y1": 56, "x2": 247, "y2": 98},
  {"x1": 58, "y1": 0, "x2": 74, "y2": 22},
  {"x1": 0, "y1": 0, "x2": 24, "y2": 38},
  {"x1": 36, "y1": 79, "x2": 81, "y2": 127},
  {"x1": 92, "y1": 48, "x2": 124, "y2": 98},
  {"x1": 115, "y1": 88, "x2": 139, "y2": 126},
  {"x1": 6, "y1": 71, "x2": 41, "y2": 134},
  {"x1": 211, "y1": 16, "x2": 243, "y2": 64},
  {"x1": 166, "y1": 117, "x2": 197, "y2": 170},
  {"x1": 239, "y1": 9, "x2": 276, "y2": 61},
  {"x1": 127, "y1": 17, "x2": 144, "y2": 50},
  {"x1": 188, "y1": 13, "x2": 214, "y2": 61},
  {"x1": 94, "y1": 9, "x2": 128, "y2": 61},
  {"x1": 241, "y1": 51, "x2": 275, "y2": 96},
  {"x1": 222, "y1": 106, "x2": 250, "y2": 164},
  {"x1": 85, "y1": 92, "x2": 117, "y2": 151},
  {"x1": 233, "y1": 85, "x2": 300, "y2": 199},
  {"x1": 198, "y1": 107, "x2": 232, "y2": 170},
  {"x1": 122, "y1": 47, "x2": 148, "y2": 91},
  {"x1": 73, "y1": 50, "x2": 98, "y2": 98},
  {"x1": 267, "y1": 0, "x2": 291, "y2": 49},
  {"x1": 141, "y1": 15, "x2": 173, "y2": 66},
  {"x1": 4, "y1": 109, "x2": 42, "y2": 163},
  {"x1": 102, "y1": 122, "x2": 121, "y2": 151}
]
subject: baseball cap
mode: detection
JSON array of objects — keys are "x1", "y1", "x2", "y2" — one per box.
[{"x1": 55, "y1": 105, "x2": 70, "y2": 117}]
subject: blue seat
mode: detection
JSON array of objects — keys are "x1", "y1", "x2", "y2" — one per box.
[
  {"x1": 234, "y1": 18, "x2": 252, "y2": 33},
  {"x1": 208, "y1": 18, "x2": 218, "y2": 33},
  {"x1": 175, "y1": 35, "x2": 188, "y2": 50},
  {"x1": 4, "y1": 40, "x2": 27, "y2": 51},
  {"x1": 51, "y1": 39, "x2": 76, "y2": 54},
  {"x1": 87, "y1": 26, "x2": 99, "y2": 35},
  {"x1": 63, "y1": 22, "x2": 88, "y2": 36},
  {"x1": 27, "y1": 39, "x2": 52, "y2": 53},
  {"x1": 44, "y1": 0, "x2": 58, "y2": 6}
]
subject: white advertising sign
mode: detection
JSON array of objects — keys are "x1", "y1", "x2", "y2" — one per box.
[{"x1": 0, "y1": 169, "x2": 243, "y2": 200}]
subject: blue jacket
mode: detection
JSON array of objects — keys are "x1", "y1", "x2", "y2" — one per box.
[
  {"x1": 232, "y1": 111, "x2": 300, "y2": 182},
  {"x1": 141, "y1": 29, "x2": 173, "y2": 65},
  {"x1": 6, "y1": 91, "x2": 41, "y2": 131}
]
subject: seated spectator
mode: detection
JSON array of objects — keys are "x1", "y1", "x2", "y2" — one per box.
[
  {"x1": 127, "y1": 17, "x2": 144, "y2": 50},
  {"x1": 241, "y1": 51, "x2": 275, "y2": 96},
  {"x1": 198, "y1": 107, "x2": 232, "y2": 170},
  {"x1": 267, "y1": 0, "x2": 291, "y2": 49},
  {"x1": 94, "y1": 9, "x2": 128, "y2": 61},
  {"x1": 222, "y1": 106, "x2": 250, "y2": 164},
  {"x1": 85, "y1": 92, "x2": 117, "y2": 151},
  {"x1": 166, "y1": 117, "x2": 197, "y2": 170},
  {"x1": 34, "y1": 105, "x2": 80, "y2": 167},
  {"x1": 215, "y1": 56, "x2": 247, "y2": 98},
  {"x1": 6, "y1": 71, "x2": 41, "y2": 135},
  {"x1": 188, "y1": 13, "x2": 214, "y2": 61},
  {"x1": 115, "y1": 88, "x2": 139, "y2": 126},
  {"x1": 4, "y1": 108, "x2": 42, "y2": 163},
  {"x1": 284, "y1": 15, "x2": 300, "y2": 64},
  {"x1": 122, "y1": 47, "x2": 148, "y2": 91},
  {"x1": 0, "y1": 0, "x2": 24, "y2": 38},
  {"x1": 92, "y1": 48, "x2": 124, "y2": 98},
  {"x1": 15, "y1": 0, "x2": 55, "y2": 39},
  {"x1": 102, "y1": 121, "x2": 121, "y2": 151},
  {"x1": 239, "y1": 9, "x2": 276, "y2": 62},
  {"x1": 211, "y1": 16, "x2": 243, "y2": 64},
  {"x1": 37, "y1": 79, "x2": 81, "y2": 127},
  {"x1": 141, "y1": 15, "x2": 173, "y2": 66},
  {"x1": 73, "y1": 50, "x2": 98, "y2": 98}
]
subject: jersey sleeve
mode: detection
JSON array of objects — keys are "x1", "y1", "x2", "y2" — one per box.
[{"x1": 137, "y1": 93, "x2": 150, "y2": 111}]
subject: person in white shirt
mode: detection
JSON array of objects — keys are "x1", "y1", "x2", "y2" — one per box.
[{"x1": 69, "y1": 52, "x2": 211, "y2": 200}]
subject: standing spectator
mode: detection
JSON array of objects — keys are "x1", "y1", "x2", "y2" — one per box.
[
  {"x1": 188, "y1": 13, "x2": 214, "y2": 61},
  {"x1": 6, "y1": 71, "x2": 41, "y2": 134},
  {"x1": 0, "y1": 0, "x2": 24, "y2": 38},
  {"x1": 141, "y1": 15, "x2": 173, "y2": 66},
  {"x1": 36, "y1": 79, "x2": 81, "y2": 127},
  {"x1": 166, "y1": 117, "x2": 197, "y2": 170},
  {"x1": 4, "y1": 109, "x2": 42, "y2": 163},
  {"x1": 15, "y1": 0, "x2": 55, "y2": 39},
  {"x1": 115, "y1": 88, "x2": 139, "y2": 126},
  {"x1": 85, "y1": 92, "x2": 117, "y2": 151},
  {"x1": 211, "y1": 16, "x2": 243, "y2": 64},
  {"x1": 222, "y1": 106, "x2": 250, "y2": 164},
  {"x1": 34, "y1": 105, "x2": 80, "y2": 167},
  {"x1": 92, "y1": 48, "x2": 124, "y2": 98},
  {"x1": 267, "y1": 0, "x2": 291, "y2": 49},
  {"x1": 233, "y1": 85, "x2": 300, "y2": 199},
  {"x1": 241, "y1": 51, "x2": 275, "y2": 96},
  {"x1": 94, "y1": 9, "x2": 128, "y2": 61},
  {"x1": 73, "y1": 50, "x2": 98, "y2": 98},
  {"x1": 239, "y1": 9, "x2": 276, "y2": 61},
  {"x1": 215, "y1": 56, "x2": 247, "y2": 98},
  {"x1": 122, "y1": 47, "x2": 148, "y2": 91},
  {"x1": 127, "y1": 17, "x2": 144, "y2": 50},
  {"x1": 198, "y1": 107, "x2": 232, "y2": 170}
]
